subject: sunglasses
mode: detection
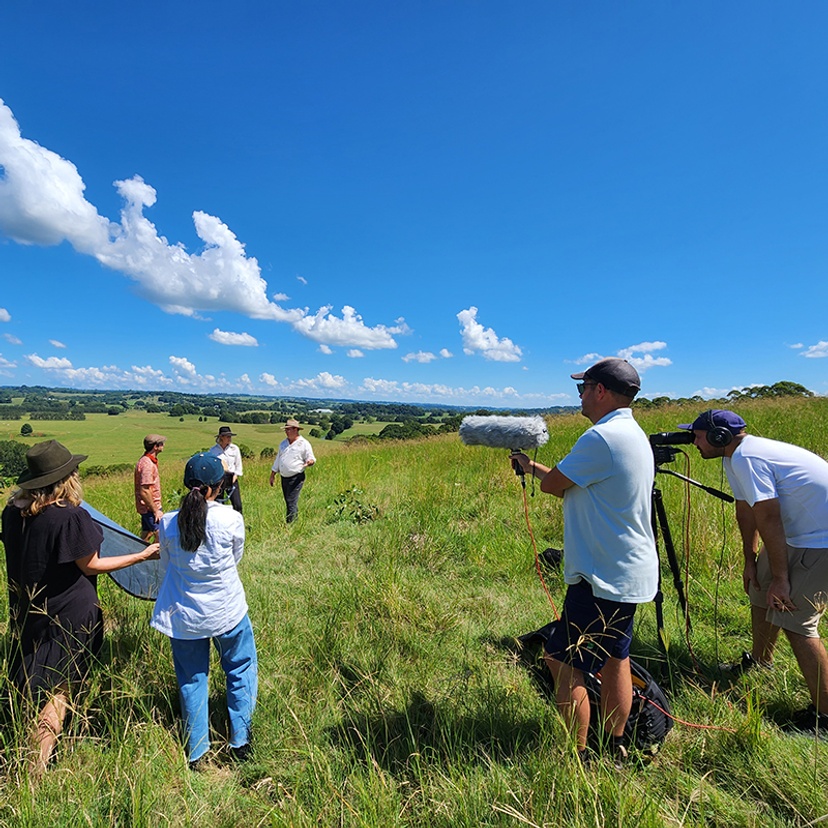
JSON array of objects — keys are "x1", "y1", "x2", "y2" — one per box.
[{"x1": 576, "y1": 381, "x2": 598, "y2": 395}]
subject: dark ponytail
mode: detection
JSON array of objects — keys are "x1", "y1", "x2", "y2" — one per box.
[{"x1": 178, "y1": 485, "x2": 210, "y2": 552}]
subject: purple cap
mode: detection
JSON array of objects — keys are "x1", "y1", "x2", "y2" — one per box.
[
  {"x1": 678, "y1": 409, "x2": 747, "y2": 434},
  {"x1": 570, "y1": 358, "x2": 641, "y2": 397},
  {"x1": 184, "y1": 453, "x2": 225, "y2": 488}
]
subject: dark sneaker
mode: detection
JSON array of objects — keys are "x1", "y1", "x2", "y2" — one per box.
[
  {"x1": 230, "y1": 743, "x2": 253, "y2": 763},
  {"x1": 781, "y1": 705, "x2": 828, "y2": 739},
  {"x1": 718, "y1": 651, "x2": 772, "y2": 676},
  {"x1": 188, "y1": 756, "x2": 209, "y2": 772}
]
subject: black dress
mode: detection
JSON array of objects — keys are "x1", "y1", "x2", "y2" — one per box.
[{"x1": 2, "y1": 502, "x2": 104, "y2": 698}]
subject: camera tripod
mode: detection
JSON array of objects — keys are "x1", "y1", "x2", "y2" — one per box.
[{"x1": 651, "y1": 456, "x2": 733, "y2": 652}]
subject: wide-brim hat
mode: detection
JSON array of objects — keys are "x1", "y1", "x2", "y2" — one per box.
[
  {"x1": 17, "y1": 440, "x2": 87, "y2": 490},
  {"x1": 284, "y1": 419, "x2": 303, "y2": 430},
  {"x1": 216, "y1": 426, "x2": 237, "y2": 437}
]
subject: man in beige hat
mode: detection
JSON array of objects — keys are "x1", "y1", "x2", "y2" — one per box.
[
  {"x1": 135, "y1": 434, "x2": 166, "y2": 540},
  {"x1": 269, "y1": 419, "x2": 316, "y2": 523}
]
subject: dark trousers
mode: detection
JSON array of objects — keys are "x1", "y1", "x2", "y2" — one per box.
[
  {"x1": 222, "y1": 473, "x2": 243, "y2": 514},
  {"x1": 281, "y1": 472, "x2": 305, "y2": 523}
]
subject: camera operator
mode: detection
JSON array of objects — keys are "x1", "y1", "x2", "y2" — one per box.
[
  {"x1": 511, "y1": 358, "x2": 658, "y2": 764},
  {"x1": 679, "y1": 409, "x2": 828, "y2": 736}
]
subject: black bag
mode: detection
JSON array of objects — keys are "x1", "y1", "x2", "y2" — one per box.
[{"x1": 517, "y1": 622, "x2": 673, "y2": 753}]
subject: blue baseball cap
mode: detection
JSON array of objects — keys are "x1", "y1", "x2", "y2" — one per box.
[
  {"x1": 678, "y1": 409, "x2": 747, "y2": 434},
  {"x1": 184, "y1": 453, "x2": 225, "y2": 488}
]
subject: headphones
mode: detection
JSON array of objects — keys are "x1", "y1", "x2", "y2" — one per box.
[{"x1": 705, "y1": 410, "x2": 733, "y2": 448}]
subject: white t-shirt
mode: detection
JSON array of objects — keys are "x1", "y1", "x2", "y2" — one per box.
[
  {"x1": 556, "y1": 408, "x2": 658, "y2": 603},
  {"x1": 724, "y1": 434, "x2": 828, "y2": 548},
  {"x1": 151, "y1": 501, "x2": 248, "y2": 639}
]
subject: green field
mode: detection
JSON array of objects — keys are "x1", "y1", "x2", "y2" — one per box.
[
  {"x1": 2, "y1": 397, "x2": 828, "y2": 826},
  {"x1": 0, "y1": 411, "x2": 398, "y2": 466}
]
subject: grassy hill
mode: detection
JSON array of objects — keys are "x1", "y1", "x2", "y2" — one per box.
[{"x1": 2, "y1": 398, "x2": 828, "y2": 826}]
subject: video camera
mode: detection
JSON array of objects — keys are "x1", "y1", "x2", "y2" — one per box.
[{"x1": 649, "y1": 430, "x2": 694, "y2": 466}]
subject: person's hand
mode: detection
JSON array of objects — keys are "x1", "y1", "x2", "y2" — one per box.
[
  {"x1": 766, "y1": 577, "x2": 797, "y2": 613},
  {"x1": 742, "y1": 558, "x2": 760, "y2": 596},
  {"x1": 510, "y1": 452, "x2": 531, "y2": 474},
  {"x1": 144, "y1": 543, "x2": 161, "y2": 561}
]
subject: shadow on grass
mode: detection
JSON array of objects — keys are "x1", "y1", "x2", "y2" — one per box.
[{"x1": 327, "y1": 684, "x2": 545, "y2": 776}]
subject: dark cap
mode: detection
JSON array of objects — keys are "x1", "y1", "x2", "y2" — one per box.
[
  {"x1": 678, "y1": 409, "x2": 747, "y2": 434},
  {"x1": 570, "y1": 358, "x2": 641, "y2": 397},
  {"x1": 183, "y1": 453, "x2": 226, "y2": 488}
]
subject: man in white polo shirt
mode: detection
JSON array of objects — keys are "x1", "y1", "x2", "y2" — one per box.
[{"x1": 512, "y1": 358, "x2": 658, "y2": 764}]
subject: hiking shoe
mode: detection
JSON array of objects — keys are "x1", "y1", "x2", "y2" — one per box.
[
  {"x1": 718, "y1": 651, "x2": 772, "y2": 676},
  {"x1": 781, "y1": 705, "x2": 828, "y2": 739}
]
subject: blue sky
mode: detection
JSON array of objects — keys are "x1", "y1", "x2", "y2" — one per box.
[{"x1": 1, "y1": 2, "x2": 827, "y2": 407}]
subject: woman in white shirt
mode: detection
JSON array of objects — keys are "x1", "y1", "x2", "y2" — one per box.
[{"x1": 151, "y1": 453, "x2": 257, "y2": 768}]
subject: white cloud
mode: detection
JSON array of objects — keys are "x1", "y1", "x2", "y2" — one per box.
[
  {"x1": 297, "y1": 275, "x2": 307, "y2": 285},
  {"x1": 789, "y1": 343, "x2": 804, "y2": 350},
  {"x1": 573, "y1": 343, "x2": 671, "y2": 373},
  {"x1": 292, "y1": 305, "x2": 408, "y2": 350},
  {"x1": 403, "y1": 351, "x2": 437, "y2": 363},
  {"x1": 360, "y1": 377, "x2": 538, "y2": 404},
  {"x1": 169, "y1": 355, "x2": 198, "y2": 378},
  {"x1": 0, "y1": 354, "x2": 17, "y2": 369},
  {"x1": 616, "y1": 341, "x2": 672, "y2": 372},
  {"x1": 259, "y1": 372, "x2": 279, "y2": 387},
  {"x1": 25, "y1": 353, "x2": 73, "y2": 370},
  {"x1": 49, "y1": 339, "x2": 66, "y2": 349},
  {"x1": 293, "y1": 371, "x2": 348, "y2": 391},
  {"x1": 209, "y1": 328, "x2": 259, "y2": 347},
  {"x1": 456, "y1": 307, "x2": 522, "y2": 362},
  {"x1": 439, "y1": 348, "x2": 453, "y2": 359},
  {"x1": 801, "y1": 341, "x2": 828, "y2": 358},
  {"x1": 4, "y1": 333, "x2": 21, "y2": 345},
  {"x1": 347, "y1": 349, "x2": 364, "y2": 358},
  {"x1": 0, "y1": 308, "x2": 10, "y2": 322},
  {"x1": 0, "y1": 99, "x2": 408, "y2": 351},
  {"x1": 318, "y1": 344, "x2": 333, "y2": 355}
]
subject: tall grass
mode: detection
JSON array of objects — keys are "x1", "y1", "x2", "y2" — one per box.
[{"x1": 2, "y1": 399, "x2": 828, "y2": 826}]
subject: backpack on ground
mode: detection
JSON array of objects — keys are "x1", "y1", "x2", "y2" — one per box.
[{"x1": 517, "y1": 622, "x2": 673, "y2": 753}]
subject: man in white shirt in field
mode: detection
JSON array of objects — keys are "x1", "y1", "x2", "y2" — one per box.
[
  {"x1": 680, "y1": 409, "x2": 828, "y2": 736},
  {"x1": 269, "y1": 419, "x2": 316, "y2": 524}
]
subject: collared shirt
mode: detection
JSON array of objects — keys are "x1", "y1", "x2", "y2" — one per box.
[
  {"x1": 134, "y1": 454, "x2": 161, "y2": 514},
  {"x1": 272, "y1": 435, "x2": 316, "y2": 478},
  {"x1": 151, "y1": 501, "x2": 247, "y2": 639},
  {"x1": 208, "y1": 441, "x2": 243, "y2": 477}
]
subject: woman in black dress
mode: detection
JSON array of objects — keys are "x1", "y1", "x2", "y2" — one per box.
[{"x1": 2, "y1": 440, "x2": 159, "y2": 779}]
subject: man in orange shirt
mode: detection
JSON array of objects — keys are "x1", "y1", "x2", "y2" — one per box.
[{"x1": 135, "y1": 434, "x2": 166, "y2": 540}]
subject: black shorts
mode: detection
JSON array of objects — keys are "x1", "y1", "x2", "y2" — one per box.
[{"x1": 544, "y1": 579, "x2": 637, "y2": 673}]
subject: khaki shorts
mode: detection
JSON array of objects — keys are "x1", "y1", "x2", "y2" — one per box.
[{"x1": 749, "y1": 545, "x2": 828, "y2": 638}]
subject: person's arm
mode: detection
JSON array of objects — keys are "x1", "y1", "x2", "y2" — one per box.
[
  {"x1": 75, "y1": 543, "x2": 160, "y2": 576},
  {"x1": 510, "y1": 454, "x2": 575, "y2": 498},
  {"x1": 750, "y1": 497, "x2": 797, "y2": 610},
  {"x1": 734, "y1": 499, "x2": 761, "y2": 595},
  {"x1": 138, "y1": 485, "x2": 162, "y2": 520}
]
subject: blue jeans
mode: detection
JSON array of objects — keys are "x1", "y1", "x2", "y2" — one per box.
[{"x1": 169, "y1": 614, "x2": 258, "y2": 762}]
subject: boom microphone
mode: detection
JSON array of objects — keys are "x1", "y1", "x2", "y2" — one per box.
[{"x1": 459, "y1": 415, "x2": 549, "y2": 451}]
